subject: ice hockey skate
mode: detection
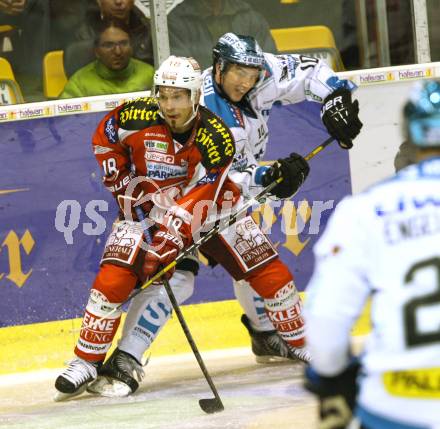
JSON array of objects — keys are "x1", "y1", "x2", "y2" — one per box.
[
  {"x1": 54, "y1": 357, "x2": 100, "y2": 402},
  {"x1": 87, "y1": 348, "x2": 145, "y2": 398},
  {"x1": 241, "y1": 315, "x2": 310, "y2": 363}
]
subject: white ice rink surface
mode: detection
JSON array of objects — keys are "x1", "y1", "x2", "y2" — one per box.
[{"x1": 0, "y1": 348, "x2": 317, "y2": 429}]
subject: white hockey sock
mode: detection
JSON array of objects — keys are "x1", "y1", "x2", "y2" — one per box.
[
  {"x1": 233, "y1": 279, "x2": 276, "y2": 332},
  {"x1": 118, "y1": 270, "x2": 195, "y2": 362}
]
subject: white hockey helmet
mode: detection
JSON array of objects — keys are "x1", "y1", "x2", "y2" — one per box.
[{"x1": 153, "y1": 55, "x2": 202, "y2": 105}]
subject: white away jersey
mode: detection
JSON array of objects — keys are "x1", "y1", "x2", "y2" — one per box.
[
  {"x1": 305, "y1": 156, "x2": 440, "y2": 427},
  {"x1": 201, "y1": 53, "x2": 354, "y2": 198}
]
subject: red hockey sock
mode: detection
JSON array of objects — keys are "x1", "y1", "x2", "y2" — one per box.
[
  {"x1": 75, "y1": 263, "x2": 138, "y2": 362},
  {"x1": 246, "y1": 258, "x2": 305, "y2": 348}
]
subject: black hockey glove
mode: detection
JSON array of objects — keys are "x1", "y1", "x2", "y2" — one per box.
[
  {"x1": 261, "y1": 153, "x2": 310, "y2": 199},
  {"x1": 304, "y1": 360, "x2": 360, "y2": 429},
  {"x1": 321, "y1": 88, "x2": 363, "y2": 149}
]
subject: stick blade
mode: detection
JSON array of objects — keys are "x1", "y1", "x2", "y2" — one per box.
[{"x1": 199, "y1": 398, "x2": 224, "y2": 414}]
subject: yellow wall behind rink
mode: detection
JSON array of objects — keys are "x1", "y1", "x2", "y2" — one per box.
[{"x1": 0, "y1": 295, "x2": 371, "y2": 375}]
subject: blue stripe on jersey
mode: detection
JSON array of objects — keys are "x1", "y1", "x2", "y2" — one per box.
[
  {"x1": 203, "y1": 74, "x2": 243, "y2": 129},
  {"x1": 356, "y1": 405, "x2": 430, "y2": 429}
]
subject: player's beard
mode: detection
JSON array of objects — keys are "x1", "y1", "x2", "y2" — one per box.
[{"x1": 169, "y1": 119, "x2": 177, "y2": 131}]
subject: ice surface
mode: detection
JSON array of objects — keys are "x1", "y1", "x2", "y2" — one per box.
[{"x1": 0, "y1": 348, "x2": 317, "y2": 429}]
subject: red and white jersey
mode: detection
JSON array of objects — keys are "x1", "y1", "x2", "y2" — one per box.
[
  {"x1": 201, "y1": 53, "x2": 355, "y2": 198},
  {"x1": 92, "y1": 97, "x2": 240, "y2": 235}
]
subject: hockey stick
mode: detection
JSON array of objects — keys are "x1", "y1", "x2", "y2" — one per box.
[
  {"x1": 303, "y1": 136, "x2": 334, "y2": 161},
  {"x1": 135, "y1": 206, "x2": 224, "y2": 414}
]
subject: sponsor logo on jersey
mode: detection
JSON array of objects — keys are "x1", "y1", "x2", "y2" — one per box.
[
  {"x1": 145, "y1": 152, "x2": 174, "y2": 164},
  {"x1": 203, "y1": 74, "x2": 215, "y2": 96},
  {"x1": 196, "y1": 172, "x2": 219, "y2": 186},
  {"x1": 104, "y1": 116, "x2": 118, "y2": 144},
  {"x1": 119, "y1": 99, "x2": 158, "y2": 125},
  {"x1": 144, "y1": 140, "x2": 168, "y2": 153},
  {"x1": 146, "y1": 162, "x2": 187, "y2": 181},
  {"x1": 144, "y1": 131, "x2": 167, "y2": 139},
  {"x1": 232, "y1": 153, "x2": 249, "y2": 172},
  {"x1": 383, "y1": 368, "x2": 440, "y2": 399}
]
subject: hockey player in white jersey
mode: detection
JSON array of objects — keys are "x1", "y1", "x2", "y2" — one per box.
[
  {"x1": 304, "y1": 80, "x2": 440, "y2": 429},
  {"x1": 90, "y1": 33, "x2": 362, "y2": 397}
]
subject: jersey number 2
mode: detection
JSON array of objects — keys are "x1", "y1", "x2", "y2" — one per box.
[{"x1": 403, "y1": 257, "x2": 440, "y2": 348}]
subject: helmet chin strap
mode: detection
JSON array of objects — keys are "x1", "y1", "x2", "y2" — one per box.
[{"x1": 181, "y1": 103, "x2": 200, "y2": 128}]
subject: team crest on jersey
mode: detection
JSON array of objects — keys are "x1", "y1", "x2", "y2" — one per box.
[{"x1": 104, "y1": 116, "x2": 118, "y2": 144}]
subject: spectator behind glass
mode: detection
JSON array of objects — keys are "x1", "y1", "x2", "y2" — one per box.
[
  {"x1": 64, "y1": 0, "x2": 154, "y2": 77},
  {"x1": 0, "y1": 0, "x2": 49, "y2": 76},
  {"x1": 60, "y1": 20, "x2": 154, "y2": 99},
  {"x1": 167, "y1": 0, "x2": 277, "y2": 69}
]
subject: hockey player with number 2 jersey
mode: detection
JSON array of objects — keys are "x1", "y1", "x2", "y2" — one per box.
[{"x1": 304, "y1": 80, "x2": 440, "y2": 429}]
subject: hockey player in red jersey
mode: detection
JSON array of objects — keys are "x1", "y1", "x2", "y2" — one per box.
[{"x1": 54, "y1": 56, "x2": 240, "y2": 400}]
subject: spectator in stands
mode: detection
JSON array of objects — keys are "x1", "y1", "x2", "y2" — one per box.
[
  {"x1": 64, "y1": 0, "x2": 154, "y2": 77},
  {"x1": 60, "y1": 20, "x2": 154, "y2": 99},
  {"x1": 167, "y1": 0, "x2": 277, "y2": 69}
]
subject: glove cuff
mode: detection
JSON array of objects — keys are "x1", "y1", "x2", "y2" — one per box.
[{"x1": 254, "y1": 166, "x2": 270, "y2": 186}]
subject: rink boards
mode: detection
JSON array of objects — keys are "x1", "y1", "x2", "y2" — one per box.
[{"x1": 1, "y1": 62, "x2": 438, "y2": 374}]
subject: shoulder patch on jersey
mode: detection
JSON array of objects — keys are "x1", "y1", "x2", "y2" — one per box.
[
  {"x1": 195, "y1": 107, "x2": 236, "y2": 169},
  {"x1": 275, "y1": 55, "x2": 299, "y2": 81},
  {"x1": 118, "y1": 97, "x2": 160, "y2": 130},
  {"x1": 104, "y1": 115, "x2": 118, "y2": 144}
]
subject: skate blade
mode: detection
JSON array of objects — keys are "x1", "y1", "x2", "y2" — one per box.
[
  {"x1": 53, "y1": 384, "x2": 87, "y2": 402},
  {"x1": 255, "y1": 355, "x2": 297, "y2": 364},
  {"x1": 87, "y1": 377, "x2": 132, "y2": 398}
]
